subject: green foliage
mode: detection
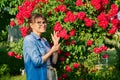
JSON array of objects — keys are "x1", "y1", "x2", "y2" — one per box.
[
  {"x1": 0, "y1": 64, "x2": 9, "y2": 76},
  {"x1": 0, "y1": 0, "x2": 23, "y2": 14},
  {"x1": 0, "y1": 41, "x2": 24, "y2": 76},
  {"x1": 0, "y1": 0, "x2": 23, "y2": 41},
  {"x1": 9, "y1": 38, "x2": 23, "y2": 55},
  {"x1": 0, "y1": 11, "x2": 13, "y2": 41},
  {"x1": 7, "y1": 0, "x2": 120, "y2": 79},
  {"x1": 33, "y1": 0, "x2": 120, "y2": 79}
]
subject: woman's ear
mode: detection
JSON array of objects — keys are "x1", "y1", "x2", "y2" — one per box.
[{"x1": 30, "y1": 23, "x2": 33, "y2": 29}]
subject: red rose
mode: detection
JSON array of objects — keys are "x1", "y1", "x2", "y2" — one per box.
[
  {"x1": 110, "y1": 4, "x2": 119, "y2": 16},
  {"x1": 90, "y1": 0, "x2": 101, "y2": 10},
  {"x1": 8, "y1": 51, "x2": 16, "y2": 57},
  {"x1": 16, "y1": 13, "x2": 24, "y2": 25},
  {"x1": 15, "y1": 54, "x2": 22, "y2": 59},
  {"x1": 58, "y1": 49, "x2": 62, "y2": 54},
  {"x1": 10, "y1": 20, "x2": 16, "y2": 27},
  {"x1": 57, "y1": 4, "x2": 67, "y2": 12},
  {"x1": 58, "y1": 78, "x2": 62, "y2": 80},
  {"x1": 64, "y1": 52, "x2": 70, "y2": 57},
  {"x1": 17, "y1": 17, "x2": 24, "y2": 25},
  {"x1": 64, "y1": 17, "x2": 69, "y2": 23},
  {"x1": 108, "y1": 26, "x2": 117, "y2": 35},
  {"x1": 94, "y1": 3, "x2": 101, "y2": 10},
  {"x1": 73, "y1": 63, "x2": 80, "y2": 69},
  {"x1": 98, "y1": 20, "x2": 109, "y2": 29},
  {"x1": 69, "y1": 13, "x2": 77, "y2": 23},
  {"x1": 48, "y1": 11, "x2": 52, "y2": 16},
  {"x1": 87, "y1": 40, "x2": 93, "y2": 46},
  {"x1": 111, "y1": 4, "x2": 118, "y2": 11},
  {"x1": 65, "y1": 42, "x2": 71, "y2": 46},
  {"x1": 100, "y1": 46, "x2": 107, "y2": 52},
  {"x1": 22, "y1": 11, "x2": 31, "y2": 19},
  {"x1": 65, "y1": 11, "x2": 77, "y2": 23},
  {"x1": 102, "y1": 54, "x2": 108, "y2": 58},
  {"x1": 69, "y1": 29, "x2": 76, "y2": 36},
  {"x1": 93, "y1": 47, "x2": 101, "y2": 54},
  {"x1": 75, "y1": 0, "x2": 83, "y2": 6},
  {"x1": 63, "y1": 34, "x2": 70, "y2": 40},
  {"x1": 62, "y1": 73, "x2": 68, "y2": 78},
  {"x1": 71, "y1": 40, "x2": 76, "y2": 45},
  {"x1": 65, "y1": 65, "x2": 72, "y2": 72},
  {"x1": 59, "y1": 57, "x2": 66, "y2": 62},
  {"x1": 76, "y1": 12, "x2": 86, "y2": 20},
  {"x1": 101, "y1": 0, "x2": 109, "y2": 5},
  {"x1": 54, "y1": 7, "x2": 59, "y2": 12},
  {"x1": 20, "y1": 26, "x2": 29, "y2": 37},
  {"x1": 111, "y1": 19, "x2": 119, "y2": 26},
  {"x1": 53, "y1": 22, "x2": 62, "y2": 31},
  {"x1": 97, "y1": 12, "x2": 107, "y2": 21},
  {"x1": 57, "y1": 29, "x2": 67, "y2": 38},
  {"x1": 84, "y1": 18, "x2": 94, "y2": 27}
]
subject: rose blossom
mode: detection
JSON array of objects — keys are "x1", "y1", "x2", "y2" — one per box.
[
  {"x1": 10, "y1": 20, "x2": 16, "y2": 27},
  {"x1": 20, "y1": 26, "x2": 29, "y2": 37},
  {"x1": 93, "y1": 47, "x2": 101, "y2": 54},
  {"x1": 62, "y1": 73, "x2": 68, "y2": 78},
  {"x1": 102, "y1": 54, "x2": 108, "y2": 58},
  {"x1": 73, "y1": 63, "x2": 80, "y2": 69},
  {"x1": 75, "y1": 0, "x2": 83, "y2": 6},
  {"x1": 69, "y1": 29, "x2": 76, "y2": 36},
  {"x1": 65, "y1": 65, "x2": 72, "y2": 72},
  {"x1": 8, "y1": 51, "x2": 16, "y2": 57},
  {"x1": 87, "y1": 40, "x2": 93, "y2": 46},
  {"x1": 15, "y1": 54, "x2": 22, "y2": 59}
]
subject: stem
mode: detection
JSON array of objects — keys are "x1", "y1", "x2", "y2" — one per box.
[{"x1": 98, "y1": 54, "x2": 100, "y2": 65}]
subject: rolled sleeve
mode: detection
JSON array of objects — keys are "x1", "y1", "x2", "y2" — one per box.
[
  {"x1": 25, "y1": 47, "x2": 44, "y2": 66},
  {"x1": 23, "y1": 38, "x2": 44, "y2": 67}
]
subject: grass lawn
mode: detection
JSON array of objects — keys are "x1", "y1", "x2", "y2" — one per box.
[
  {"x1": 0, "y1": 74, "x2": 26, "y2": 80},
  {"x1": 10, "y1": 74, "x2": 26, "y2": 80}
]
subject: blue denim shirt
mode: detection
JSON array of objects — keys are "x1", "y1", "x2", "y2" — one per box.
[{"x1": 23, "y1": 32, "x2": 50, "y2": 80}]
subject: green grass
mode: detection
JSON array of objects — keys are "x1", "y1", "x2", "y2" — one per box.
[
  {"x1": 10, "y1": 74, "x2": 26, "y2": 80},
  {"x1": 0, "y1": 74, "x2": 26, "y2": 80}
]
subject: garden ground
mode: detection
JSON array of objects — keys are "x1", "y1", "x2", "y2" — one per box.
[{"x1": 0, "y1": 74, "x2": 26, "y2": 80}]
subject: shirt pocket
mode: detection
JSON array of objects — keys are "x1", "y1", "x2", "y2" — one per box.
[{"x1": 36, "y1": 41, "x2": 46, "y2": 56}]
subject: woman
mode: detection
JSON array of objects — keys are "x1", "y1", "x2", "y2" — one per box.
[{"x1": 23, "y1": 13, "x2": 60, "y2": 80}]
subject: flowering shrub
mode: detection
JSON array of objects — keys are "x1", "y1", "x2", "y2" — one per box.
[
  {"x1": 9, "y1": 0, "x2": 120, "y2": 79},
  {"x1": 8, "y1": 38, "x2": 23, "y2": 59}
]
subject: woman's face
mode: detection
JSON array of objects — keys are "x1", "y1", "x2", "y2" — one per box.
[{"x1": 30, "y1": 17, "x2": 47, "y2": 35}]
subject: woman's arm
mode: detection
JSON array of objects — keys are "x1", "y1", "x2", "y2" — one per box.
[
  {"x1": 42, "y1": 44, "x2": 60, "y2": 62},
  {"x1": 52, "y1": 52, "x2": 58, "y2": 64}
]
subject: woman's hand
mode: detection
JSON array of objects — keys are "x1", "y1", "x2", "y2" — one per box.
[
  {"x1": 51, "y1": 31, "x2": 60, "y2": 46},
  {"x1": 50, "y1": 43, "x2": 61, "y2": 53}
]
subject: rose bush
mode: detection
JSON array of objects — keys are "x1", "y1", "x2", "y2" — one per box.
[{"x1": 9, "y1": 0, "x2": 120, "y2": 79}]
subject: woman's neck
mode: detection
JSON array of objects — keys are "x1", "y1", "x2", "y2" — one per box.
[{"x1": 32, "y1": 31, "x2": 42, "y2": 37}]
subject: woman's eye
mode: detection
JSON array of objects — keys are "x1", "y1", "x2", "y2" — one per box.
[
  {"x1": 43, "y1": 22, "x2": 46, "y2": 24},
  {"x1": 37, "y1": 22, "x2": 41, "y2": 24}
]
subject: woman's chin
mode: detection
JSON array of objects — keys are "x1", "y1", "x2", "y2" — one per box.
[{"x1": 41, "y1": 30, "x2": 46, "y2": 33}]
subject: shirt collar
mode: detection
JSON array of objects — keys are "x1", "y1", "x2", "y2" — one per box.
[{"x1": 30, "y1": 32, "x2": 41, "y2": 40}]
